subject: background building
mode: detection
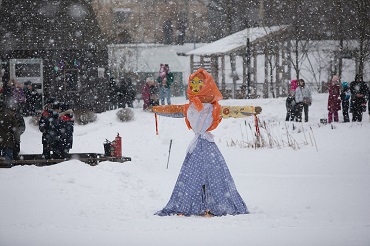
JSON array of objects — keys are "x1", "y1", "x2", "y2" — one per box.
[
  {"x1": 0, "y1": 0, "x2": 109, "y2": 112},
  {"x1": 92, "y1": 0, "x2": 209, "y2": 44}
]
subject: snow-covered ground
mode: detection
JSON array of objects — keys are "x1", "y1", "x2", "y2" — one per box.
[{"x1": 1, "y1": 93, "x2": 370, "y2": 246}]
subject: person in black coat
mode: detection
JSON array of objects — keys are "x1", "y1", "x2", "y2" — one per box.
[
  {"x1": 118, "y1": 77, "x2": 136, "y2": 108},
  {"x1": 11, "y1": 107, "x2": 25, "y2": 160},
  {"x1": 57, "y1": 103, "x2": 74, "y2": 159},
  {"x1": 39, "y1": 100, "x2": 60, "y2": 159},
  {"x1": 23, "y1": 81, "x2": 38, "y2": 116},
  {"x1": 285, "y1": 90, "x2": 296, "y2": 121},
  {"x1": 350, "y1": 74, "x2": 368, "y2": 122},
  {"x1": 0, "y1": 101, "x2": 18, "y2": 162}
]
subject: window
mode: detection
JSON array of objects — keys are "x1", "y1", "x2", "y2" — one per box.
[
  {"x1": 15, "y1": 63, "x2": 41, "y2": 77},
  {"x1": 113, "y1": 8, "x2": 131, "y2": 24},
  {"x1": 98, "y1": 67, "x2": 105, "y2": 78}
]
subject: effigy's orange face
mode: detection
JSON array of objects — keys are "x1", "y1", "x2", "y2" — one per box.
[{"x1": 189, "y1": 76, "x2": 204, "y2": 94}]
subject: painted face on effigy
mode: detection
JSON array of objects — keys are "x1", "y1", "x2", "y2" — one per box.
[
  {"x1": 189, "y1": 75, "x2": 214, "y2": 103},
  {"x1": 189, "y1": 76, "x2": 204, "y2": 94},
  {"x1": 187, "y1": 68, "x2": 223, "y2": 108}
]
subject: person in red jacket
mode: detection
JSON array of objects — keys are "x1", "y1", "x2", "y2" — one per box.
[
  {"x1": 142, "y1": 77, "x2": 158, "y2": 111},
  {"x1": 327, "y1": 75, "x2": 341, "y2": 123}
]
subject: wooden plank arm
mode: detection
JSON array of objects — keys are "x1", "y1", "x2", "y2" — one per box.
[
  {"x1": 221, "y1": 105, "x2": 262, "y2": 118},
  {"x1": 152, "y1": 105, "x2": 185, "y2": 118}
]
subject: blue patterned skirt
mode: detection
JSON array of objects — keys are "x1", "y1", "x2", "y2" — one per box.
[{"x1": 155, "y1": 138, "x2": 249, "y2": 216}]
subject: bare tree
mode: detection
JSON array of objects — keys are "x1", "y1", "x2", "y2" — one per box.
[
  {"x1": 353, "y1": 0, "x2": 370, "y2": 76},
  {"x1": 316, "y1": 0, "x2": 370, "y2": 77},
  {"x1": 207, "y1": 0, "x2": 259, "y2": 41}
]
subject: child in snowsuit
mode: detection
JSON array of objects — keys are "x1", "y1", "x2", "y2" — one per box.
[
  {"x1": 340, "y1": 82, "x2": 351, "y2": 122},
  {"x1": 285, "y1": 90, "x2": 296, "y2": 121},
  {"x1": 142, "y1": 78, "x2": 158, "y2": 111}
]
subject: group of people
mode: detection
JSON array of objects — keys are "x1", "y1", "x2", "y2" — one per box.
[
  {"x1": 0, "y1": 79, "x2": 40, "y2": 117},
  {"x1": 107, "y1": 77, "x2": 137, "y2": 110},
  {"x1": 286, "y1": 74, "x2": 369, "y2": 124},
  {"x1": 285, "y1": 79, "x2": 312, "y2": 122},
  {"x1": 38, "y1": 98, "x2": 74, "y2": 160},
  {"x1": 116, "y1": 77, "x2": 136, "y2": 109},
  {"x1": 327, "y1": 74, "x2": 369, "y2": 123},
  {"x1": 0, "y1": 93, "x2": 74, "y2": 163},
  {"x1": 142, "y1": 63, "x2": 174, "y2": 111}
]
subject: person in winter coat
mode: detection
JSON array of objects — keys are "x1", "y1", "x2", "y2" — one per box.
[
  {"x1": 327, "y1": 75, "x2": 341, "y2": 123},
  {"x1": 142, "y1": 78, "x2": 151, "y2": 110},
  {"x1": 290, "y1": 79, "x2": 298, "y2": 91},
  {"x1": 108, "y1": 78, "x2": 118, "y2": 109},
  {"x1": 350, "y1": 74, "x2": 368, "y2": 122},
  {"x1": 142, "y1": 77, "x2": 157, "y2": 111},
  {"x1": 340, "y1": 82, "x2": 351, "y2": 123},
  {"x1": 157, "y1": 64, "x2": 174, "y2": 105},
  {"x1": 285, "y1": 89, "x2": 296, "y2": 121},
  {"x1": 117, "y1": 77, "x2": 136, "y2": 108},
  {"x1": 39, "y1": 100, "x2": 60, "y2": 159},
  {"x1": 23, "y1": 81, "x2": 38, "y2": 116},
  {"x1": 0, "y1": 101, "x2": 18, "y2": 162},
  {"x1": 295, "y1": 79, "x2": 312, "y2": 122},
  {"x1": 11, "y1": 107, "x2": 25, "y2": 160},
  {"x1": 149, "y1": 82, "x2": 159, "y2": 107},
  {"x1": 2, "y1": 80, "x2": 12, "y2": 109},
  {"x1": 7, "y1": 79, "x2": 26, "y2": 113},
  {"x1": 57, "y1": 103, "x2": 74, "y2": 159}
]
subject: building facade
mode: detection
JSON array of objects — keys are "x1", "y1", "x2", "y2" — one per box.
[
  {"x1": 92, "y1": 0, "x2": 209, "y2": 44},
  {"x1": 0, "y1": 0, "x2": 109, "y2": 112}
]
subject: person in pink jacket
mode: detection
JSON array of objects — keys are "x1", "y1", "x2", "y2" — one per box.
[
  {"x1": 142, "y1": 77, "x2": 158, "y2": 111},
  {"x1": 327, "y1": 75, "x2": 341, "y2": 123},
  {"x1": 290, "y1": 79, "x2": 298, "y2": 91}
]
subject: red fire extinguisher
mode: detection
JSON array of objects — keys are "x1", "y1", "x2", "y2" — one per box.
[{"x1": 113, "y1": 133, "x2": 122, "y2": 158}]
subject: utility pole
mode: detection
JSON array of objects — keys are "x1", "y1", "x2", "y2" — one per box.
[
  {"x1": 246, "y1": 38, "x2": 251, "y2": 98},
  {"x1": 258, "y1": 0, "x2": 264, "y2": 26}
]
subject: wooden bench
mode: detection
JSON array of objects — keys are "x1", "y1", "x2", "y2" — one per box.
[{"x1": 0, "y1": 153, "x2": 131, "y2": 168}]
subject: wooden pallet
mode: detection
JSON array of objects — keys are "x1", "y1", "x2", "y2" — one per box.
[{"x1": 0, "y1": 153, "x2": 131, "y2": 168}]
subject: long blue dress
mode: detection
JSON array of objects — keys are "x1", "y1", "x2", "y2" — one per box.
[{"x1": 156, "y1": 103, "x2": 249, "y2": 216}]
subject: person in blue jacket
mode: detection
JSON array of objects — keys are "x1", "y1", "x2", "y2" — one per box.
[{"x1": 340, "y1": 82, "x2": 351, "y2": 122}]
